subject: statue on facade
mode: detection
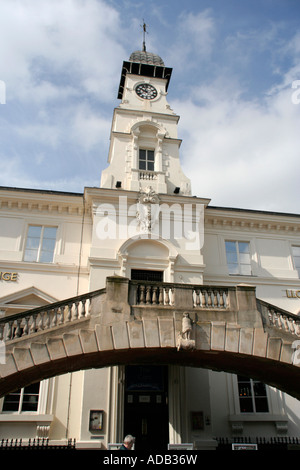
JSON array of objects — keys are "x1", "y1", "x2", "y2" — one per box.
[
  {"x1": 177, "y1": 312, "x2": 195, "y2": 351},
  {"x1": 136, "y1": 186, "x2": 160, "y2": 233}
]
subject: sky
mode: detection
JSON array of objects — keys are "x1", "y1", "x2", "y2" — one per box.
[{"x1": 0, "y1": 0, "x2": 300, "y2": 214}]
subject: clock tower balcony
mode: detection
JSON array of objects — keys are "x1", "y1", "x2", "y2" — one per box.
[{"x1": 127, "y1": 168, "x2": 167, "y2": 193}]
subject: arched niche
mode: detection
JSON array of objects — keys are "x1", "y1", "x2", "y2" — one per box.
[{"x1": 130, "y1": 121, "x2": 166, "y2": 173}]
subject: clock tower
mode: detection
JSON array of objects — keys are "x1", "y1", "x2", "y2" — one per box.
[{"x1": 100, "y1": 47, "x2": 192, "y2": 196}]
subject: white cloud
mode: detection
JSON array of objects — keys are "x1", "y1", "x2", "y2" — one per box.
[
  {"x1": 167, "y1": 9, "x2": 216, "y2": 70},
  {"x1": 71, "y1": 103, "x2": 111, "y2": 151},
  {"x1": 0, "y1": 0, "x2": 125, "y2": 104},
  {"x1": 176, "y1": 81, "x2": 300, "y2": 212}
]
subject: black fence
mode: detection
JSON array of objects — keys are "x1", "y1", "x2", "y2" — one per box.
[
  {"x1": 0, "y1": 438, "x2": 76, "y2": 451},
  {"x1": 216, "y1": 436, "x2": 300, "y2": 451}
]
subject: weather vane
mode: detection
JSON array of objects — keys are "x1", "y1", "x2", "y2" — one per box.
[{"x1": 141, "y1": 20, "x2": 148, "y2": 52}]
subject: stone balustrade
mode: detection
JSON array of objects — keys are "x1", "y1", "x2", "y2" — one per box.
[
  {"x1": 130, "y1": 281, "x2": 229, "y2": 309},
  {"x1": 0, "y1": 277, "x2": 300, "y2": 400},
  {"x1": 258, "y1": 299, "x2": 300, "y2": 337},
  {"x1": 139, "y1": 170, "x2": 157, "y2": 181},
  {"x1": 0, "y1": 289, "x2": 104, "y2": 343}
]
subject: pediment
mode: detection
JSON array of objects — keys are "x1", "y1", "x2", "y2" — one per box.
[{"x1": 0, "y1": 287, "x2": 58, "y2": 314}]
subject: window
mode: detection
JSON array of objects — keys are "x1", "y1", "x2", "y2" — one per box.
[
  {"x1": 237, "y1": 376, "x2": 269, "y2": 413},
  {"x1": 24, "y1": 225, "x2": 57, "y2": 263},
  {"x1": 292, "y1": 246, "x2": 300, "y2": 277},
  {"x1": 139, "y1": 149, "x2": 155, "y2": 172},
  {"x1": 225, "y1": 241, "x2": 251, "y2": 275},
  {"x1": 2, "y1": 382, "x2": 40, "y2": 413}
]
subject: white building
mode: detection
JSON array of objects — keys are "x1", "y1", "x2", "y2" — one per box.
[{"x1": 0, "y1": 47, "x2": 300, "y2": 452}]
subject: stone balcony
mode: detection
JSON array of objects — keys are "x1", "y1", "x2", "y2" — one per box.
[{"x1": 0, "y1": 276, "x2": 300, "y2": 400}]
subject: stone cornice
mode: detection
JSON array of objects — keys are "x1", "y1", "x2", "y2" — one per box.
[
  {"x1": 205, "y1": 206, "x2": 300, "y2": 234},
  {"x1": 0, "y1": 187, "x2": 85, "y2": 217}
]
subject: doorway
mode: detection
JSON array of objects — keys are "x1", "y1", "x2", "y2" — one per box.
[{"x1": 123, "y1": 365, "x2": 169, "y2": 452}]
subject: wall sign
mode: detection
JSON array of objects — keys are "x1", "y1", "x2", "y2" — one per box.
[
  {"x1": 0, "y1": 272, "x2": 18, "y2": 282},
  {"x1": 89, "y1": 410, "x2": 104, "y2": 431},
  {"x1": 286, "y1": 290, "x2": 300, "y2": 299}
]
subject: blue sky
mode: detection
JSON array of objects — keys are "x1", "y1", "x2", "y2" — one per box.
[{"x1": 0, "y1": 0, "x2": 300, "y2": 213}]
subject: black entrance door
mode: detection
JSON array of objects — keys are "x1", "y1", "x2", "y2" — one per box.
[{"x1": 123, "y1": 365, "x2": 169, "y2": 452}]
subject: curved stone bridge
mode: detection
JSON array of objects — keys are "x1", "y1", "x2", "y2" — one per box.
[{"x1": 1, "y1": 277, "x2": 300, "y2": 399}]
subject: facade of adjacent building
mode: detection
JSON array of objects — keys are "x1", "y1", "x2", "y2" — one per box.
[{"x1": 0, "y1": 48, "x2": 300, "y2": 451}]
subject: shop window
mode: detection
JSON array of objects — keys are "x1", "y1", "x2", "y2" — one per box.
[
  {"x1": 24, "y1": 225, "x2": 57, "y2": 263},
  {"x1": 292, "y1": 246, "x2": 300, "y2": 277},
  {"x1": 2, "y1": 382, "x2": 40, "y2": 413},
  {"x1": 225, "y1": 241, "x2": 251, "y2": 275},
  {"x1": 237, "y1": 376, "x2": 269, "y2": 413}
]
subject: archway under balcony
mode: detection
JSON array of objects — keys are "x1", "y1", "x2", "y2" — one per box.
[
  {"x1": 1, "y1": 345, "x2": 300, "y2": 401},
  {"x1": 1, "y1": 278, "x2": 299, "y2": 400}
]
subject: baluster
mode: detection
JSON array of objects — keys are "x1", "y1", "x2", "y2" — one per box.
[
  {"x1": 289, "y1": 319, "x2": 296, "y2": 335},
  {"x1": 205, "y1": 290, "x2": 211, "y2": 308},
  {"x1": 67, "y1": 303, "x2": 73, "y2": 322},
  {"x1": 37, "y1": 312, "x2": 44, "y2": 331},
  {"x1": 158, "y1": 287, "x2": 163, "y2": 305},
  {"x1": 74, "y1": 302, "x2": 79, "y2": 320},
  {"x1": 219, "y1": 291, "x2": 224, "y2": 308},
  {"x1": 268, "y1": 309, "x2": 274, "y2": 326},
  {"x1": 59, "y1": 306, "x2": 65, "y2": 324},
  {"x1": 44, "y1": 311, "x2": 50, "y2": 329},
  {"x1": 81, "y1": 299, "x2": 86, "y2": 317},
  {"x1": 164, "y1": 288, "x2": 170, "y2": 306},
  {"x1": 224, "y1": 291, "x2": 228, "y2": 308},
  {"x1": 138, "y1": 285, "x2": 144, "y2": 304},
  {"x1": 30, "y1": 314, "x2": 37, "y2": 334},
  {"x1": 7, "y1": 321, "x2": 14, "y2": 340},
  {"x1": 22, "y1": 317, "x2": 30, "y2": 336},
  {"x1": 275, "y1": 313, "x2": 281, "y2": 329},
  {"x1": 194, "y1": 289, "x2": 200, "y2": 308},
  {"x1": 214, "y1": 290, "x2": 220, "y2": 308},
  {"x1": 212, "y1": 291, "x2": 218, "y2": 308},
  {"x1": 51, "y1": 308, "x2": 58, "y2": 328},
  {"x1": 152, "y1": 286, "x2": 158, "y2": 304},
  {"x1": 14, "y1": 319, "x2": 22, "y2": 338},
  {"x1": 170, "y1": 287, "x2": 174, "y2": 306},
  {"x1": 87, "y1": 298, "x2": 92, "y2": 316},
  {"x1": 145, "y1": 286, "x2": 151, "y2": 304},
  {"x1": 200, "y1": 290, "x2": 205, "y2": 308}
]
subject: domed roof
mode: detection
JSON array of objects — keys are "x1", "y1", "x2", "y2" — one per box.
[{"x1": 129, "y1": 50, "x2": 165, "y2": 67}]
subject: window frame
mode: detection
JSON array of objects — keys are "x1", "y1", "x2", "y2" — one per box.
[
  {"x1": 291, "y1": 245, "x2": 300, "y2": 277},
  {"x1": 237, "y1": 376, "x2": 269, "y2": 414},
  {"x1": 23, "y1": 224, "x2": 58, "y2": 263},
  {"x1": 138, "y1": 148, "x2": 155, "y2": 172},
  {"x1": 1, "y1": 382, "x2": 41, "y2": 414},
  {"x1": 225, "y1": 240, "x2": 252, "y2": 276}
]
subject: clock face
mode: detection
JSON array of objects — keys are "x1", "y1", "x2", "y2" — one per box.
[{"x1": 135, "y1": 83, "x2": 158, "y2": 100}]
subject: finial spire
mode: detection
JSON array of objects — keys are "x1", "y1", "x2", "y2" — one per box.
[{"x1": 141, "y1": 20, "x2": 148, "y2": 52}]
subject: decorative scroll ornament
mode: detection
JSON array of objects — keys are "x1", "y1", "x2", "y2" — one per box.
[
  {"x1": 136, "y1": 186, "x2": 160, "y2": 233},
  {"x1": 177, "y1": 312, "x2": 195, "y2": 351}
]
